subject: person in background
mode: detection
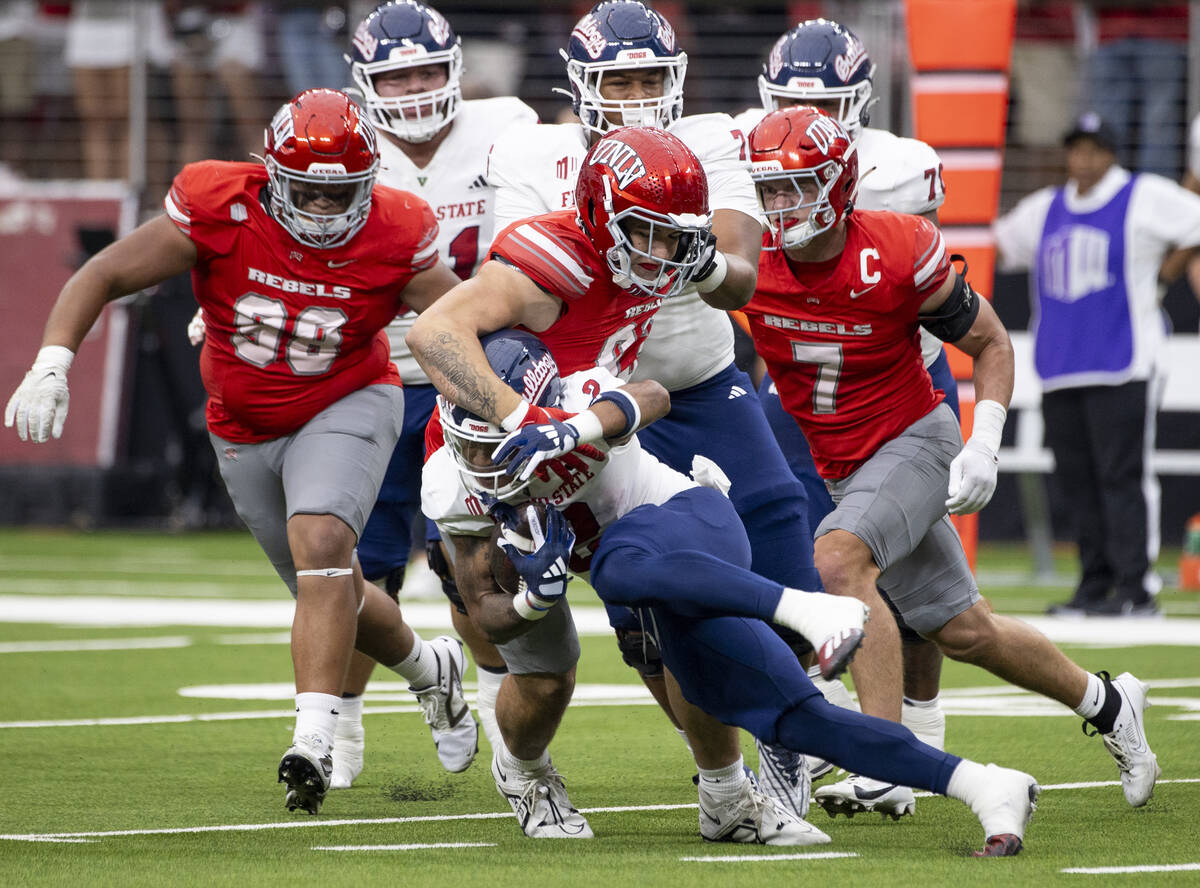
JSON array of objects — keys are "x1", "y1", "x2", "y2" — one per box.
[{"x1": 995, "y1": 112, "x2": 1200, "y2": 617}]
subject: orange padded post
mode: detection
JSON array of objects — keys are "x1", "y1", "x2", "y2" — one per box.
[{"x1": 906, "y1": 0, "x2": 1016, "y2": 573}]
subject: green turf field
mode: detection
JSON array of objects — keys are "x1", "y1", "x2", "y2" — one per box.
[{"x1": 1, "y1": 529, "x2": 1198, "y2": 887}]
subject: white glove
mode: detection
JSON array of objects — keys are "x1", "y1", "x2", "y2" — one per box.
[
  {"x1": 187, "y1": 308, "x2": 206, "y2": 346},
  {"x1": 946, "y1": 399, "x2": 1007, "y2": 515},
  {"x1": 5, "y1": 345, "x2": 74, "y2": 443}
]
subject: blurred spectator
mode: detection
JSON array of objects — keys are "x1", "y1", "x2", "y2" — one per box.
[
  {"x1": 167, "y1": 2, "x2": 265, "y2": 166},
  {"x1": 1078, "y1": 2, "x2": 1187, "y2": 179},
  {"x1": 276, "y1": 2, "x2": 350, "y2": 95},
  {"x1": 1008, "y1": 0, "x2": 1078, "y2": 148},
  {"x1": 65, "y1": 1, "x2": 174, "y2": 180},
  {"x1": 994, "y1": 112, "x2": 1200, "y2": 617},
  {"x1": 0, "y1": 1, "x2": 35, "y2": 174}
]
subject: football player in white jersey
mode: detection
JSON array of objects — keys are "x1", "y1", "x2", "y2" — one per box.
[
  {"x1": 732, "y1": 18, "x2": 958, "y2": 819},
  {"x1": 420, "y1": 328, "x2": 1042, "y2": 855},
  {"x1": 331, "y1": 0, "x2": 539, "y2": 788},
  {"x1": 486, "y1": 0, "x2": 820, "y2": 819}
]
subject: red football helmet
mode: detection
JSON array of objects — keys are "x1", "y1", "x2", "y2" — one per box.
[
  {"x1": 263, "y1": 88, "x2": 381, "y2": 249},
  {"x1": 575, "y1": 126, "x2": 711, "y2": 298},
  {"x1": 748, "y1": 105, "x2": 858, "y2": 249}
]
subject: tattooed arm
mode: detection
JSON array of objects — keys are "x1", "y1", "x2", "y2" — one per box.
[{"x1": 407, "y1": 260, "x2": 563, "y2": 425}]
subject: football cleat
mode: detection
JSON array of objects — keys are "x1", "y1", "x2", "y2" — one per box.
[
  {"x1": 1091, "y1": 671, "x2": 1161, "y2": 807},
  {"x1": 330, "y1": 718, "x2": 364, "y2": 790},
  {"x1": 814, "y1": 774, "x2": 916, "y2": 820},
  {"x1": 278, "y1": 735, "x2": 332, "y2": 815},
  {"x1": 409, "y1": 635, "x2": 479, "y2": 773},
  {"x1": 699, "y1": 773, "x2": 831, "y2": 846},
  {"x1": 967, "y1": 764, "x2": 1039, "y2": 854},
  {"x1": 755, "y1": 737, "x2": 811, "y2": 819},
  {"x1": 973, "y1": 833, "x2": 1024, "y2": 858},
  {"x1": 777, "y1": 594, "x2": 869, "y2": 681},
  {"x1": 491, "y1": 752, "x2": 593, "y2": 838}
]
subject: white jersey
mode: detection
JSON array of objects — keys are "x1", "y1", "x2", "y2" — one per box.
[
  {"x1": 488, "y1": 114, "x2": 760, "y2": 391},
  {"x1": 422, "y1": 367, "x2": 695, "y2": 573},
  {"x1": 734, "y1": 111, "x2": 948, "y2": 367},
  {"x1": 376, "y1": 96, "x2": 538, "y2": 383}
]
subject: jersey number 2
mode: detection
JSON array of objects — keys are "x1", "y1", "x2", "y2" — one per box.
[
  {"x1": 790, "y1": 341, "x2": 843, "y2": 414},
  {"x1": 231, "y1": 292, "x2": 347, "y2": 375}
]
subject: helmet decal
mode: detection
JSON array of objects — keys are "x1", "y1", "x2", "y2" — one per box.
[
  {"x1": 572, "y1": 14, "x2": 608, "y2": 60},
  {"x1": 587, "y1": 138, "x2": 647, "y2": 189}
]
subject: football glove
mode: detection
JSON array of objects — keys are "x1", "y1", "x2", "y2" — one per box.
[
  {"x1": 946, "y1": 437, "x2": 999, "y2": 514},
  {"x1": 499, "y1": 504, "x2": 576, "y2": 620},
  {"x1": 5, "y1": 346, "x2": 74, "y2": 443},
  {"x1": 493, "y1": 411, "x2": 604, "y2": 482},
  {"x1": 187, "y1": 308, "x2": 206, "y2": 346},
  {"x1": 691, "y1": 231, "x2": 728, "y2": 295}
]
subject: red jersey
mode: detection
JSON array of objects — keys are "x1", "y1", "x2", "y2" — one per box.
[
  {"x1": 490, "y1": 210, "x2": 663, "y2": 377},
  {"x1": 745, "y1": 210, "x2": 952, "y2": 479},
  {"x1": 165, "y1": 161, "x2": 439, "y2": 443}
]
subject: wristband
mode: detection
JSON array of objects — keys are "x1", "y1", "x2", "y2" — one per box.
[
  {"x1": 594, "y1": 388, "x2": 641, "y2": 439},
  {"x1": 567, "y1": 409, "x2": 605, "y2": 444},
  {"x1": 693, "y1": 251, "x2": 729, "y2": 294},
  {"x1": 969, "y1": 399, "x2": 1007, "y2": 456},
  {"x1": 34, "y1": 345, "x2": 75, "y2": 374},
  {"x1": 500, "y1": 400, "x2": 531, "y2": 432},
  {"x1": 512, "y1": 581, "x2": 552, "y2": 621}
]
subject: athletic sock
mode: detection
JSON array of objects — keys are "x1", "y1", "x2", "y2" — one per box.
[
  {"x1": 697, "y1": 757, "x2": 748, "y2": 803},
  {"x1": 294, "y1": 692, "x2": 340, "y2": 752},
  {"x1": 474, "y1": 664, "x2": 507, "y2": 751},
  {"x1": 336, "y1": 694, "x2": 364, "y2": 738},
  {"x1": 1075, "y1": 671, "x2": 1121, "y2": 733},
  {"x1": 902, "y1": 695, "x2": 945, "y2": 750},
  {"x1": 497, "y1": 741, "x2": 550, "y2": 776},
  {"x1": 807, "y1": 664, "x2": 861, "y2": 712},
  {"x1": 387, "y1": 633, "x2": 438, "y2": 688}
]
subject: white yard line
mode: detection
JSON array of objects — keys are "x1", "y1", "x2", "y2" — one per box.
[
  {"x1": 3, "y1": 784, "x2": 1197, "y2": 845},
  {"x1": 0, "y1": 636, "x2": 192, "y2": 653}
]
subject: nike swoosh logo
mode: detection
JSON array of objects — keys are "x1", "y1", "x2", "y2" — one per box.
[
  {"x1": 853, "y1": 783, "x2": 900, "y2": 801},
  {"x1": 328, "y1": 259, "x2": 355, "y2": 268},
  {"x1": 446, "y1": 656, "x2": 468, "y2": 726},
  {"x1": 849, "y1": 285, "x2": 876, "y2": 299},
  {"x1": 698, "y1": 805, "x2": 722, "y2": 826}
]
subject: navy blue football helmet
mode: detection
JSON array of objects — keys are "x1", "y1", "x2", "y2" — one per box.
[
  {"x1": 439, "y1": 330, "x2": 564, "y2": 500},
  {"x1": 349, "y1": 1, "x2": 462, "y2": 142},
  {"x1": 559, "y1": 1, "x2": 687, "y2": 139},
  {"x1": 759, "y1": 19, "x2": 875, "y2": 137}
]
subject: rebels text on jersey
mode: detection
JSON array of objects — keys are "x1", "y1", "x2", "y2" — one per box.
[
  {"x1": 489, "y1": 210, "x2": 663, "y2": 378},
  {"x1": 165, "y1": 160, "x2": 439, "y2": 443},
  {"x1": 744, "y1": 210, "x2": 951, "y2": 479}
]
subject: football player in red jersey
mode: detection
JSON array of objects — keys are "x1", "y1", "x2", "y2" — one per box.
[
  {"x1": 743, "y1": 106, "x2": 1160, "y2": 826},
  {"x1": 4, "y1": 88, "x2": 477, "y2": 816},
  {"x1": 410, "y1": 126, "x2": 866, "y2": 844}
]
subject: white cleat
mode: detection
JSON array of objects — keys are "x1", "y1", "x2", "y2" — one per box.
[
  {"x1": 814, "y1": 774, "x2": 916, "y2": 820},
  {"x1": 409, "y1": 635, "x2": 479, "y2": 773},
  {"x1": 755, "y1": 737, "x2": 811, "y2": 819},
  {"x1": 491, "y1": 752, "x2": 593, "y2": 838},
  {"x1": 330, "y1": 720, "x2": 364, "y2": 790},
  {"x1": 779, "y1": 594, "x2": 869, "y2": 681},
  {"x1": 1096, "y1": 671, "x2": 1161, "y2": 807},
  {"x1": 699, "y1": 773, "x2": 831, "y2": 846},
  {"x1": 967, "y1": 763, "x2": 1040, "y2": 857},
  {"x1": 278, "y1": 734, "x2": 332, "y2": 815}
]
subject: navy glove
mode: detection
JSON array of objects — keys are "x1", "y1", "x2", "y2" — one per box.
[
  {"x1": 500, "y1": 504, "x2": 576, "y2": 620},
  {"x1": 493, "y1": 412, "x2": 601, "y2": 481}
]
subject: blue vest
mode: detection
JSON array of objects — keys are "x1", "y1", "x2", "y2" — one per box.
[{"x1": 1033, "y1": 176, "x2": 1137, "y2": 383}]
